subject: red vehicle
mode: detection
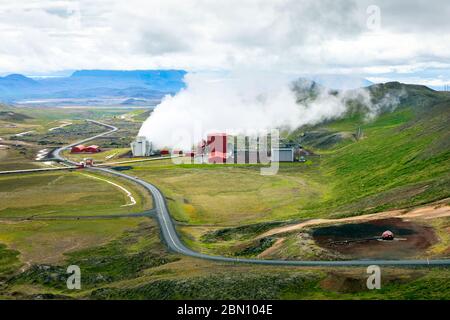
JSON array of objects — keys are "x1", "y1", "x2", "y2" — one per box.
[
  {"x1": 76, "y1": 162, "x2": 86, "y2": 169},
  {"x1": 84, "y1": 158, "x2": 94, "y2": 166},
  {"x1": 160, "y1": 149, "x2": 169, "y2": 155}
]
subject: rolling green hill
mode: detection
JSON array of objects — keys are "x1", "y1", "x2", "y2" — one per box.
[{"x1": 289, "y1": 82, "x2": 450, "y2": 216}]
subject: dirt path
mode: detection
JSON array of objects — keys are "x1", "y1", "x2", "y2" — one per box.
[
  {"x1": 258, "y1": 199, "x2": 450, "y2": 239},
  {"x1": 257, "y1": 238, "x2": 285, "y2": 258},
  {"x1": 48, "y1": 121, "x2": 72, "y2": 132},
  {"x1": 79, "y1": 172, "x2": 137, "y2": 207},
  {"x1": 14, "y1": 130, "x2": 35, "y2": 137}
]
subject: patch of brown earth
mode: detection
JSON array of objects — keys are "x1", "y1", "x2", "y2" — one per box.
[
  {"x1": 320, "y1": 272, "x2": 367, "y2": 294},
  {"x1": 259, "y1": 199, "x2": 450, "y2": 239},
  {"x1": 312, "y1": 218, "x2": 439, "y2": 259}
]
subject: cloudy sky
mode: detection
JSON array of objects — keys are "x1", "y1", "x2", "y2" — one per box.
[{"x1": 1, "y1": 0, "x2": 450, "y2": 87}]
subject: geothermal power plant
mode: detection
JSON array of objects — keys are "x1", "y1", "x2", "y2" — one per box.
[{"x1": 130, "y1": 133, "x2": 308, "y2": 164}]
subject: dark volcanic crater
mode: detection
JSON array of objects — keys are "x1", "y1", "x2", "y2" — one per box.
[{"x1": 312, "y1": 218, "x2": 438, "y2": 259}]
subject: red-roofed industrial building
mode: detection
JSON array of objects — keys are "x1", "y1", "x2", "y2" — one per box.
[
  {"x1": 71, "y1": 145, "x2": 86, "y2": 153},
  {"x1": 85, "y1": 145, "x2": 101, "y2": 153},
  {"x1": 71, "y1": 144, "x2": 101, "y2": 153}
]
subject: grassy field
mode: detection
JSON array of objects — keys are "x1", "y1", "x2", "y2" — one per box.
[
  {"x1": 0, "y1": 145, "x2": 46, "y2": 171},
  {"x1": 1, "y1": 216, "x2": 449, "y2": 300},
  {"x1": 13, "y1": 121, "x2": 106, "y2": 146},
  {"x1": 88, "y1": 266, "x2": 450, "y2": 300},
  {"x1": 0, "y1": 104, "x2": 131, "y2": 137},
  {"x1": 126, "y1": 160, "x2": 325, "y2": 225},
  {"x1": 0, "y1": 244, "x2": 21, "y2": 280},
  {"x1": 0, "y1": 171, "x2": 152, "y2": 218},
  {"x1": 1, "y1": 104, "x2": 146, "y2": 125},
  {"x1": 0, "y1": 218, "x2": 148, "y2": 267}
]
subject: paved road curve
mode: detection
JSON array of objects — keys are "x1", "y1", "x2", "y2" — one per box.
[
  {"x1": 0, "y1": 119, "x2": 115, "y2": 175},
  {"x1": 6, "y1": 119, "x2": 450, "y2": 266}
]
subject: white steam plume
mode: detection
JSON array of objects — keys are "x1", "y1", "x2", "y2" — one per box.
[{"x1": 138, "y1": 72, "x2": 393, "y2": 150}]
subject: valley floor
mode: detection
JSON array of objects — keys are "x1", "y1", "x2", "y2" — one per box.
[{"x1": 0, "y1": 99, "x2": 449, "y2": 299}]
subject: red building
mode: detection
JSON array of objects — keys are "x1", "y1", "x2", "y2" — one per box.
[
  {"x1": 207, "y1": 133, "x2": 227, "y2": 164},
  {"x1": 85, "y1": 145, "x2": 101, "y2": 153},
  {"x1": 209, "y1": 151, "x2": 227, "y2": 164},
  {"x1": 160, "y1": 149, "x2": 170, "y2": 155},
  {"x1": 71, "y1": 145, "x2": 86, "y2": 153}
]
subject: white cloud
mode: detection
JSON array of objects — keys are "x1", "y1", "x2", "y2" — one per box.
[
  {"x1": 138, "y1": 72, "x2": 376, "y2": 149},
  {"x1": 0, "y1": 0, "x2": 449, "y2": 85}
]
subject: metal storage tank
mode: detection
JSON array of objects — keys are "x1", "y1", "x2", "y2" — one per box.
[{"x1": 130, "y1": 136, "x2": 152, "y2": 157}]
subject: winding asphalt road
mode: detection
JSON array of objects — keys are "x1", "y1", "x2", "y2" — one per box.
[
  {"x1": 6, "y1": 120, "x2": 450, "y2": 266},
  {"x1": 52, "y1": 119, "x2": 119, "y2": 165}
]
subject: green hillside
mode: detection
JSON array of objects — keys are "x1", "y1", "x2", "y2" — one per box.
[{"x1": 289, "y1": 82, "x2": 450, "y2": 216}]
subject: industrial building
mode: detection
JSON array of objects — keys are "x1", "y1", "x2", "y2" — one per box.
[
  {"x1": 196, "y1": 133, "x2": 299, "y2": 164},
  {"x1": 71, "y1": 144, "x2": 101, "y2": 153},
  {"x1": 271, "y1": 147, "x2": 295, "y2": 162},
  {"x1": 129, "y1": 133, "x2": 302, "y2": 163},
  {"x1": 71, "y1": 145, "x2": 86, "y2": 153},
  {"x1": 207, "y1": 133, "x2": 229, "y2": 164},
  {"x1": 130, "y1": 136, "x2": 152, "y2": 157},
  {"x1": 85, "y1": 145, "x2": 100, "y2": 153}
]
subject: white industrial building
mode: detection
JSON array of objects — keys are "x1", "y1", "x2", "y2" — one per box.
[
  {"x1": 130, "y1": 136, "x2": 152, "y2": 157},
  {"x1": 271, "y1": 147, "x2": 294, "y2": 162}
]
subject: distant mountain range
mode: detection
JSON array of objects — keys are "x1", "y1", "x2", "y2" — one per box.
[
  {"x1": 0, "y1": 69, "x2": 375, "y2": 106},
  {"x1": 0, "y1": 70, "x2": 187, "y2": 106}
]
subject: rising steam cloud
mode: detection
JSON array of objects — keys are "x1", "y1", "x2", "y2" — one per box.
[{"x1": 138, "y1": 72, "x2": 397, "y2": 150}]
